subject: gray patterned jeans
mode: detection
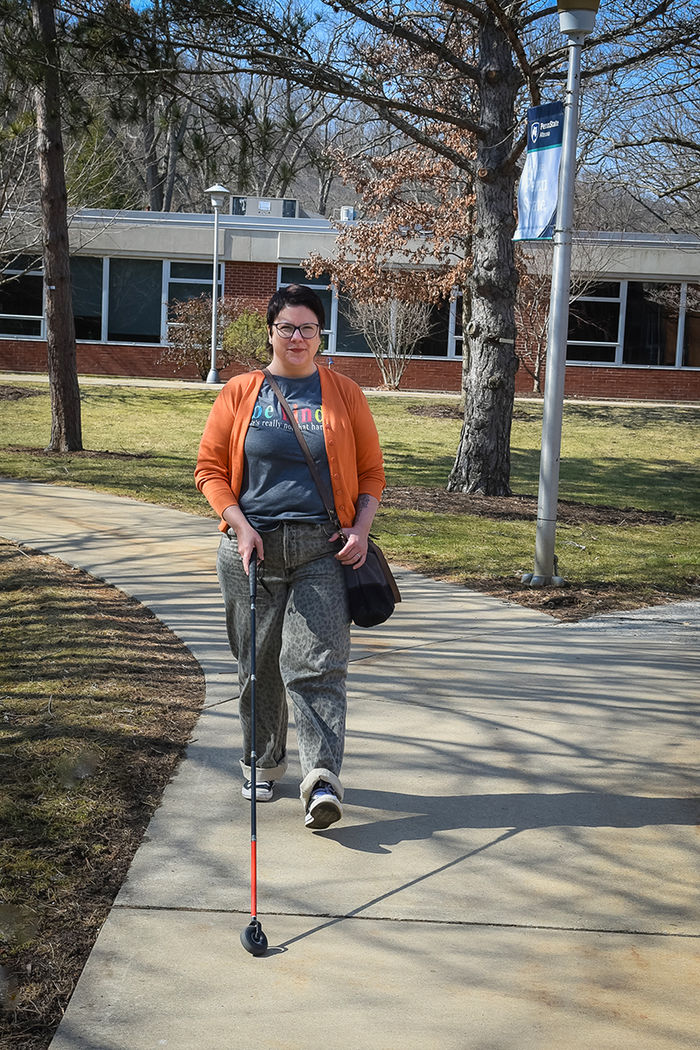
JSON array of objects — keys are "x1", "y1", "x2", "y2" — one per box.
[{"x1": 217, "y1": 521, "x2": 350, "y2": 805}]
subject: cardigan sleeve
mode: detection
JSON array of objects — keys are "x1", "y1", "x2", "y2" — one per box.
[
  {"x1": 349, "y1": 385, "x2": 385, "y2": 502},
  {"x1": 194, "y1": 385, "x2": 241, "y2": 519}
]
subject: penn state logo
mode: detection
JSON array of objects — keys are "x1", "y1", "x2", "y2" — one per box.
[{"x1": 530, "y1": 121, "x2": 540, "y2": 145}]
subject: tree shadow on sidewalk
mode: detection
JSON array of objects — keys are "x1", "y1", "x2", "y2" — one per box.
[{"x1": 324, "y1": 789, "x2": 698, "y2": 854}]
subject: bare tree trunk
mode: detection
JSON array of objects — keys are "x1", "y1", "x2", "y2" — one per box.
[
  {"x1": 143, "y1": 102, "x2": 164, "y2": 211},
  {"x1": 317, "y1": 172, "x2": 333, "y2": 216},
  {"x1": 448, "y1": 19, "x2": 519, "y2": 495},
  {"x1": 32, "y1": 0, "x2": 81, "y2": 452},
  {"x1": 163, "y1": 102, "x2": 192, "y2": 212}
]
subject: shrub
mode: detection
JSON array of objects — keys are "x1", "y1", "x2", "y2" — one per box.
[
  {"x1": 343, "y1": 297, "x2": 434, "y2": 389},
  {"x1": 221, "y1": 308, "x2": 269, "y2": 369}
]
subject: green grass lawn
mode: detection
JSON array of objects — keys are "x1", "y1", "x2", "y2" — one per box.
[{"x1": 1, "y1": 382, "x2": 699, "y2": 599}]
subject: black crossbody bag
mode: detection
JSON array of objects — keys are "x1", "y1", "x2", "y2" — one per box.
[{"x1": 263, "y1": 369, "x2": 401, "y2": 628}]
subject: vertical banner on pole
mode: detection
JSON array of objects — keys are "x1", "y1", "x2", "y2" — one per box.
[{"x1": 513, "y1": 101, "x2": 565, "y2": 241}]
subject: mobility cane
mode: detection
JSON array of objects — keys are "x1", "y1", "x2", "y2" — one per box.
[{"x1": 240, "y1": 549, "x2": 268, "y2": 957}]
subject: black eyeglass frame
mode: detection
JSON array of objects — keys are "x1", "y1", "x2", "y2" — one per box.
[{"x1": 270, "y1": 322, "x2": 322, "y2": 339}]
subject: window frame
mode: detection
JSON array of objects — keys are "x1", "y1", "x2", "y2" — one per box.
[
  {"x1": 69, "y1": 255, "x2": 106, "y2": 342},
  {"x1": 1, "y1": 250, "x2": 698, "y2": 371},
  {"x1": 164, "y1": 259, "x2": 223, "y2": 343},
  {"x1": 565, "y1": 278, "x2": 699, "y2": 370},
  {"x1": 448, "y1": 292, "x2": 463, "y2": 357},
  {"x1": 566, "y1": 280, "x2": 624, "y2": 365},
  {"x1": 72, "y1": 257, "x2": 224, "y2": 346},
  {"x1": 0, "y1": 258, "x2": 45, "y2": 339},
  {"x1": 104, "y1": 256, "x2": 165, "y2": 345}
]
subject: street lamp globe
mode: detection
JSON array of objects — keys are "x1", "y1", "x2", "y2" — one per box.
[
  {"x1": 205, "y1": 183, "x2": 230, "y2": 211},
  {"x1": 557, "y1": 0, "x2": 601, "y2": 37}
]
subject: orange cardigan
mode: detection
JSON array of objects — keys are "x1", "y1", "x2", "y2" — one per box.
[{"x1": 194, "y1": 367, "x2": 386, "y2": 531}]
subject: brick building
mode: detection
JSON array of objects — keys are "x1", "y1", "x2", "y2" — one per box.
[{"x1": 1, "y1": 203, "x2": 698, "y2": 399}]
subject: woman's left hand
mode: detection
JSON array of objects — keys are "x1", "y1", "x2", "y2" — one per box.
[
  {"x1": 332, "y1": 529, "x2": 369, "y2": 569},
  {"x1": 331, "y1": 494, "x2": 379, "y2": 569}
]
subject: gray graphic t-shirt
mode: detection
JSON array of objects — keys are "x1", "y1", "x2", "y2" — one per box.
[{"x1": 238, "y1": 371, "x2": 334, "y2": 531}]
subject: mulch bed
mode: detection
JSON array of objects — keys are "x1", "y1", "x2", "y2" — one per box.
[
  {"x1": 382, "y1": 487, "x2": 677, "y2": 527},
  {"x1": 382, "y1": 485, "x2": 689, "y2": 619},
  {"x1": 406, "y1": 403, "x2": 534, "y2": 421},
  {"x1": 3, "y1": 446, "x2": 152, "y2": 460},
  {"x1": 0, "y1": 386, "x2": 45, "y2": 402},
  {"x1": 443, "y1": 575, "x2": 692, "y2": 622}
]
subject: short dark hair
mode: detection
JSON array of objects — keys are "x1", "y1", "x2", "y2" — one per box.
[{"x1": 266, "y1": 284, "x2": 326, "y2": 330}]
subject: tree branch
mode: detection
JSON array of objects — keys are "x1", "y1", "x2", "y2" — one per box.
[
  {"x1": 614, "y1": 135, "x2": 700, "y2": 156},
  {"x1": 245, "y1": 50, "x2": 486, "y2": 138},
  {"x1": 369, "y1": 104, "x2": 478, "y2": 168},
  {"x1": 588, "y1": 1, "x2": 673, "y2": 49},
  {"x1": 301, "y1": 0, "x2": 482, "y2": 83},
  {"x1": 442, "y1": 0, "x2": 488, "y2": 24}
]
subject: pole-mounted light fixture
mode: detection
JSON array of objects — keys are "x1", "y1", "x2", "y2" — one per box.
[
  {"x1": 557, "y1": 1, "x2": 602, "y2": 38},
  {"x1": 525, "y1": 1, "x2": 601, "y2": 587},
  {"x1": 204, "y1": 184, "x2": 230, "y2": 383},
  {"x1": 206, "y1": 183, "x2": 230, "y2": 212}
]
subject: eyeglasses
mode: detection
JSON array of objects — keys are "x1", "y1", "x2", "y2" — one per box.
[{"x1": 271, "y1": 322, "x2": 321, "y2": 339}]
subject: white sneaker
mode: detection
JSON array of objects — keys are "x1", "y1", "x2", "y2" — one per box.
[
  {"x1": 242, "y1": 779, "x2": 273, "y2": 802},
  {"x1": 305, "y1": 781, "x2": 342, "y2": 829}
]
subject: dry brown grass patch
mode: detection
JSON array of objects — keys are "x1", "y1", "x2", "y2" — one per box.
[{"x1": 0, "y1": 541, "x2": 205, "y2": 1050}]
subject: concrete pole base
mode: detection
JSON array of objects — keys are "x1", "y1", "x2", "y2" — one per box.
[{"x1": 521, "y1": 573, "x2": 567, "y2": 588}]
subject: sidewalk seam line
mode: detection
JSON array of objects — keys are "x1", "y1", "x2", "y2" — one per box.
[
  {"x1": 111, "y1": 904, "x2": 699, "y2": 938},
  {"x1": 203, "y1": 696, "x2": 237, "y2": 709}
]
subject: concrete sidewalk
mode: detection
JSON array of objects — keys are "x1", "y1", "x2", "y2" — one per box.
[
  {"x1": 1, "y1": 479, "x2": 698, "y2": 1050},
  {"x1": 4, "y1": 368, "x2": 694, "y2": 406}
]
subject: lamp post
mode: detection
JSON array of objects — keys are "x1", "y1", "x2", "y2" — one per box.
[
  {"x1": 526, "y1": 1, "x2": 601, "y2": 587},
  {"x1": 204, "y1": 183, "x2": 230, "y2": 384}
]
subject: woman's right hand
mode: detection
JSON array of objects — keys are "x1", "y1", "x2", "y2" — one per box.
[
  {"x1": 221, "y1": 505, "x2": 264, "y2": 575},
  {"x1": 237, "y1": 526, "x2": 264, "y2": 577}
]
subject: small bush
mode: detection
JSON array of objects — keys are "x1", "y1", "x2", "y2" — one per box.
[{"x1": 222, "y1": 308, "x2": 269, "y2": 369}]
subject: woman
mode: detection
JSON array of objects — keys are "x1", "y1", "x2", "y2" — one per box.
[{"x1": 195, "y1": 284, "x2": 385, "y2": 829}]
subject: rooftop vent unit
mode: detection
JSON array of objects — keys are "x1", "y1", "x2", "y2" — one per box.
[{"x1": 230, "y1": 196, "x2": 298, "y2": 218}]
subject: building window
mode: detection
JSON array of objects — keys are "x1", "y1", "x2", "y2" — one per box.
[
  {"x1": 278, "y1": 267, "x2": 463, "y2": 359},
  {"x1": 622, "y1": 282, "x2": 680, "y2": 366},
  {"x1": 167, "y1": 260, "x2": 220, "y2": 316},
  {"x1": 565, "y1": 279, "x2": 699, "y2": 368},
  {"x1": 70, "y1": 256, "x2": 103, "y2": 340},
  {"x1": 566, "y1": 281, "x2": 621, "y2": 363},
  {"x1": 336, "y1": 298, "x2": 372, "y2": 355},
  {"x1": 337, "y1": 294, "x2": 457, "y2": 359},
  {"x1": 682, "y1": 284, "x2": 700, "y2": 367},
  {"x1": 0, "y1": 256, "x2": 43, "y2": 337},
  {"x1": 414, "y1": 300, "x2": 452, "y2": 357},
  {"x1": 448, "y1": 294, "x2": 464, "y2": 357},
  {"x1": 108, "y1": 258, "x2": 162, "y2": 343},
  {"x1": 0, "y1": 255, "x2": 226, "y2": 345}
]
